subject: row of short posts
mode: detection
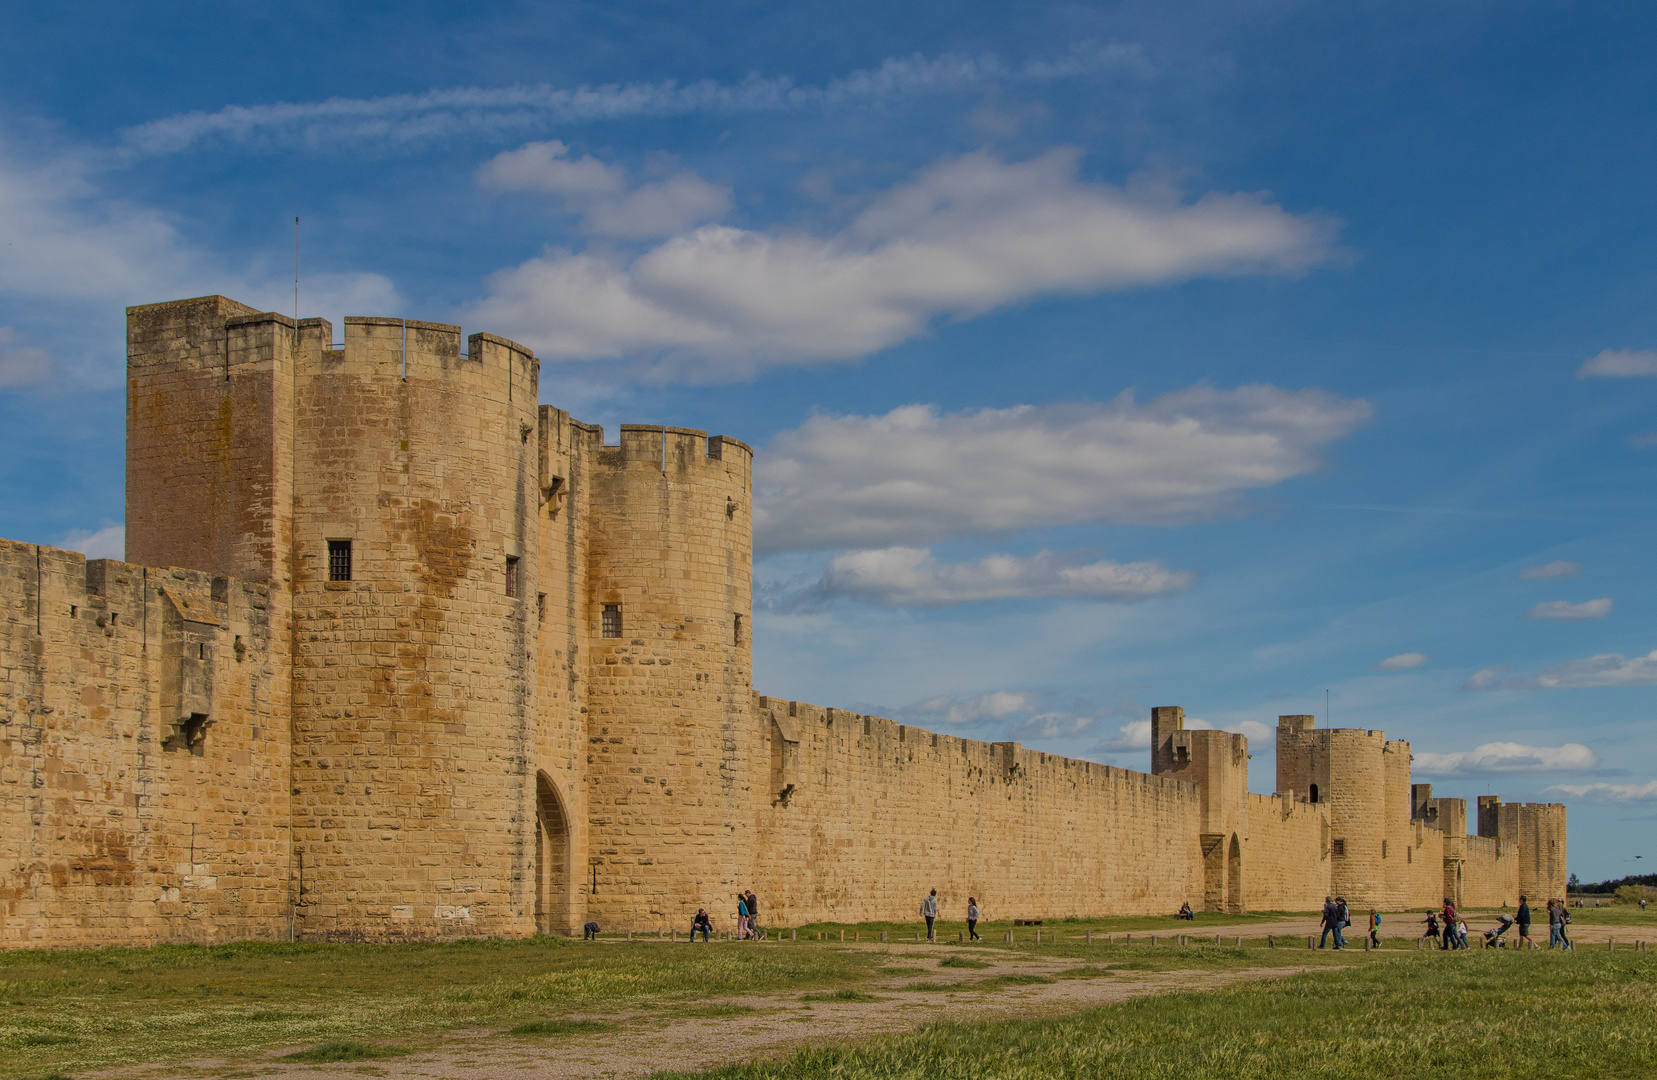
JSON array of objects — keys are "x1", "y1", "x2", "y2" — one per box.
[{"x1": 626, "y1": 926, "x2": 1651, "y2": 950}]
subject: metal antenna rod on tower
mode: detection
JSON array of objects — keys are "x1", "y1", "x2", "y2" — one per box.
[
  {"x1": 1326, "y1": 689, "x2": 1330, "y2": 725},
  {"x1": 294, "y1": 216, "x2": 299, "y2": 321}
]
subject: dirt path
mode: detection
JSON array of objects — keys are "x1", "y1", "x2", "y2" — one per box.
[{"x1": 102, "y1": 946, "x2": 1315, "y2": 1080}]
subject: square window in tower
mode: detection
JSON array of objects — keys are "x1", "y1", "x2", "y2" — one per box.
[
  {"x1": 328, "y1": 540, "x2": 353, "y2": 581},
  {"x1": 505, "y1": 556, "x2": 520, "y2": 598},
  {"x1": 602, "y1": 603, "x2": 622, "y2": 638}
]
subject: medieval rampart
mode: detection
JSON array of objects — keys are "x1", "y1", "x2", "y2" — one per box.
[
  {"x1": 0, "y1": 542, "x2": 289, "y2": 947},
  {"x1": 0, "y1": 294, "x2": 1571, "y2": 947}
]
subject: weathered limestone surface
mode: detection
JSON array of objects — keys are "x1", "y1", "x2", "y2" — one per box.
[{"x1": 0, "y1": 295, "x2": 1568, "y2": 948}]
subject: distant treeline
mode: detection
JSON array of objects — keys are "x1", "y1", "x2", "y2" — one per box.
[{"x1": 1572, "y1": 873, "x2": 1657, "y2": 895}]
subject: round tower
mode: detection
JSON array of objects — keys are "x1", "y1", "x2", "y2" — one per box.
[
  {"x1": 582, "y1": 425, "x2": 754, "y2": 929},
  {"x1": 288, "y1": 316, "x2": 540, "y2": 940},
  {"x1": 1326, "y1": 729, "x2": 1388, "y2": 909}
]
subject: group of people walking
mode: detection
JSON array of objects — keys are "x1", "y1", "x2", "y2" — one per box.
[
  {"x1": 1319, "y1": 895, "x2": 1379, "y2": 949},
  {"x1": 1421, "y1": 895, "x2": 1572, "y2": 949}
]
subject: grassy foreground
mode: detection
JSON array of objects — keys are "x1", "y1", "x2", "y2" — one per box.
[
  {"x1": 0, "y1": 936, "x2": 879, "y2": 1078},
  {"x1": 655, "y1": 950, "x2": 1657, "y2": 1080}
]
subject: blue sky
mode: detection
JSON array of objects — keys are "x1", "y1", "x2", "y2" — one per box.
[{"x1": 1, "y1": 1, "x2": 1653, "y2": 881}]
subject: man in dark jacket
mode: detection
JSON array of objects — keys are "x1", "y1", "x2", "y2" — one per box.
[
  {"x1": 1333, "y1": 897, "x2": 1350, "y2": 950},
  {"x1": 1516, "y1": 895, "x2": 1535, "y2": 949}
]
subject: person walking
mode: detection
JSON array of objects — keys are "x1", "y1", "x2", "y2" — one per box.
[
  {"x1": 736, "y1": 893, "x2": 751, "y2": 940},
  {"x1": 1516, "y1": 895, "x2": 1535, "y2": 949},
  {"x1": 690, "y1": 908, "x2": 712, "y2": 943},
  {"x1": 1319, "y1": 896, "x2": 1339, "y2": 948},
  {"x1": 1557, "y1": 899, "x2": 1573, "y2": 949},
  {"x1": 746, "y1": 890, "x2": 765, "y2": 940},
  {"x1": 966, "y1": 897, "x2": 982, "y2": 941},
  {"x1": 1441, "y1": 899, "x2": 1458, "y2": 950},
  {"x1": 1368, "y1": 908, "x2": 1381, "y2": 949},
  {"x1": 921, "y1": 889, "x2": 939, "y2": 942},
  {"x1": 1423, "y1": 910, "x2": 1440, "y2": 943},
  {"x1": 1334, "y1": 897, "x2": 1350, "y2": 950}
]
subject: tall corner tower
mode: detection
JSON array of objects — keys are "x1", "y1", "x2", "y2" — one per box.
[
  {"x1": 287, "y1": 315, "x2": 541, "y2": 940},
  {"x1": 126, "y1": 296, "x2": 297, "y2": 583},
  {"x1": 583, "y1": 426, "x2": 754, "y2": 929}
]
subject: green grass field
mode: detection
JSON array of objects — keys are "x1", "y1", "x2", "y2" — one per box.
[
  {"x1": 1, "y1": 911, "x2": 1651, "y2": 1080},
  {"x1": 0, "y1": 936, "x2": 880, "y2": 1078},
  {"x1": 654, "y1": 950, "x2": 1657, "y2": 1080}
]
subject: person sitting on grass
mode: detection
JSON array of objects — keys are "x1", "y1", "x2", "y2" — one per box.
[{"x1": 690, "y1": 908, "x2": 712, "y2": 942}]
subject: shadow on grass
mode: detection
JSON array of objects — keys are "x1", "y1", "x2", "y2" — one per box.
[
  {"x1": 800, "y1": 989, "x2": 881, "y2": 1002},
  {"x1": 508, "y1": 1018, "x2": 615, "y2": 1036},
  {"x1": 673, "y1": 1005, "x2": 759, "y2": 1018},
  {"x1": 938, "y1": 957, "x2": 991, "y2": 970},
  {"x1": 280, "y1": 1039, "x2": 409, "y2": 1062},
  {"x1": 979, "y1": 974, "x2": 1056, "y2": 987}
]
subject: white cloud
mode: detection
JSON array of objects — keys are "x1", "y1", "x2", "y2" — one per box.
[
  {"x1": 1464, "y1": 665, "x2": 1514, "y2": 690},
  {"x1": 1545, "y1": 780, "x2": 1657, "y2": 804},
  {"x1": 118, "y1": 48, "x2": 1148, "y2": 156},
  {"x1": 1090, "y1": 719, "x2": 1153, "y2": 752},
  {"x1": 900, "y1": 691, "x2": 1033, "y2": 726},
  {"x1": 1524, "y1": 598, "x2": 1612, "y2": 621},
  {"x1": 1375, "y1": 651, "x2": 1429, "y2": 671},
  {"x1": 0, "y1": 327, "x2": 53, "y2": 387},
  {"x1": 1527, "y1": 651, "x2": 1657, "y2": 689},
  {"x1": 1467, "y1": 650, "x2": 1657, "y2": 690},
  {"x1": 478, "y1": 141, "x2": 730, "y2": 238},
  {"x1": 816, "y1": 546, "x2": 1194, "y2": 607},
  {"x1": 60, "y1": 523, "x2": 124, "y2": 561},
  {"x1": 1518, "y1": 560, "x2": 1582, "y2": 581},
  {"x1": 1012, "y1": 713, "x2": 1097, "y2": 739},
  {"x1": 754, "y1": 386, "x2": 1370, "y2": 553},
  {"x1": 1413, "y1": 742, "x2": 1598, "y2": 777},
  {"x1": 469, "y1": 149, "x2": 1340, "y2": 377},
  {"x1": 1579, "y1": 348, "x2": 1657, "y2": 378}
]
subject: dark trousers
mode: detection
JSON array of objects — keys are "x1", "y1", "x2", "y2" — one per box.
[
  {"x1": 968, "y1": 919, "x2": 979, "y2": 941},
  {"x1": 925, "y1": 915, "x2": 935, "y2": 940},
  {"x1": 690, "y1": 926, "x2": 709, "y2": 941}
]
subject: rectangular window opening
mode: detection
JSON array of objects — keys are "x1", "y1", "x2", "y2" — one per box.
[
  {"x1": 328, "y1": 539, "x2": 353, "y2": 581},
  {"x1": 601, "y1": 603, "x2": 622, "y2": 638},
  {"x1": 505, "y1": 556, "x2": 520, "y2": 598},
  {"x1": 1381, "y1": 839, "x2": 1389, "y2": 859},
  {"x1": 1331, "y1": 838, "x2": 1346, "y2": 857},
  {"x1": 734, "y1": 613, "x2": 743, "y2": 645}
]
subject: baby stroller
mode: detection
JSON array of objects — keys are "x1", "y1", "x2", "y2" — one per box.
[{"x1": 1482, "y1": 914, "x2": 1516, "y2": 948}]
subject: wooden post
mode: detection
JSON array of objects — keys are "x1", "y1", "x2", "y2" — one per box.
[
  {"x1": 1215, "y1": 934, "x2": 1221, "y2": 945},
  {"x1": 1087, "y1": 929, "x2": 1093, "y2": 945},
  {"x1": 881, "y1": 930, "x2": 888, "y2": 942},
  {"x1": 1268, "y1": 935, "x2": 1275, "y2": 948},
  {"x1": 1235, "y1": 936, "x2": 1241, "y2": 948},
  {"x1": 1125, "y1": 933, "x2": 1131, "y2": 945},
  {"x1": 854, "y1": 931, "x2": 860, "y2": 942},
  {"x1": 792, "y1": 929, "x2": 797, "y2": 941},
  {"x1": 840, "y1": 929, "x2": 846, "y2": 943},
  {"x1": 627, "y1": 930, "x2": 633, "y2": 941},
  {"x1": 1151, "y1": 935, "x2": 1157, "y2": 947},
  {"x1": 1308, "y1": 935, "x2": 1314, "y2": 949},
  {"x1": 1035, "y1": 929, "x2": 1041, "y2": 945}
]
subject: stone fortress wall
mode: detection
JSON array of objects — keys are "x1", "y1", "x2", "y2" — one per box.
[{"x1": 0, "y1": 295, "x2": 1566, "y2": 949}]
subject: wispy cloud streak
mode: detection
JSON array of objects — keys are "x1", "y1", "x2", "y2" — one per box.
[{"x1": 119, "y1": 47, "x2": 1147, "y2": 156}]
